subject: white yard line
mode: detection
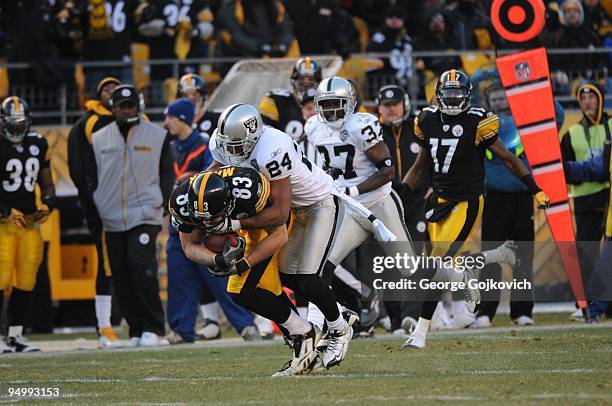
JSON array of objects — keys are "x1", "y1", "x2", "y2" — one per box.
[{"x1": 4, "y1": 321, "x2": 610, "y2": 358}]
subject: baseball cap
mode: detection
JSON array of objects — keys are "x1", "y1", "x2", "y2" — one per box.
[
  {"x1": 110, "y1": 85, "x2": 140, "y2": 107},
  {"x1": 377, "y1": 85, "x2": 406, "y2": 105}
]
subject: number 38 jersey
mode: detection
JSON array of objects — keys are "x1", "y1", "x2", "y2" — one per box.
[
  {"x1": 415, "y1": 105, "x2": 499, "y2": 200},
  {"x1": 0, "y1": 133, "x2": 51, "y2": 215},
  {"x1": 169, "y1": 166, "x2": 270, "y2": 234},
  {"x1": 305, "y1": 112, "x2": 392, "y2": 208},
  {"x1": 210, "y1": 126, "x2": 335, "y2": 208}
]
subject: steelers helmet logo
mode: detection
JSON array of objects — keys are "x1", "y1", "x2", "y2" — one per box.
[
  {"x1": 491, "y1": 0, "x2": 545, "y2": 42},
  {"x1": 385, "y1": 90, "x2": 395, "y2": 98},
  {"x1": 243, "y1": 116, "x2": 258, "y2": 134},
  {"x1": 121, "y1": 88, "x2": 131, "y2": 97}
]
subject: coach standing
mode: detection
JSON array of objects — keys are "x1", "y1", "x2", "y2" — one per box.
[{"x1": 92, "y1": 85, "x2": 174, "y2": 346}]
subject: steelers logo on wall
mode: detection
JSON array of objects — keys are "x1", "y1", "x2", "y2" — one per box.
[{"x1": 491, "y1": 0, "x2": 545, "y2": 43}]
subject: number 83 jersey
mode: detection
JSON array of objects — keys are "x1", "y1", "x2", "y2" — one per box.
[
  {"x1": 305, "y1": 112, "x2": 392, "y2": 207},
  {"x1": 414, "y1": 105, "x2": 499, "y2": 200},
  {"x1": 0, "y1": 133, "x2": 51, "y2": 215}
]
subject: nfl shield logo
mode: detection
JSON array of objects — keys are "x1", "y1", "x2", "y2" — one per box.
[
  {"x1": 339, "y1": 130, "x2": 349, "y2": 141},
  {"x1": 514, "y1": 62, "x2": 531, "y2": 81}
]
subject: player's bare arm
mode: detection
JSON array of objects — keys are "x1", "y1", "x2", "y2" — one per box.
[
  {"x1": 354, "y1": 142, "x2": 394, "y2": 194},
  {"x1": 238, "y1": 177, "x2": 291, "y2": 229},
  {"x1": 243, "y1": 225, "x2": 288, "y2": 266},
  {"x1": 402, "y1": 146, "x2": 431, "y2": 190},
  {"x1": 179, "y1": 228, "x2": 217, "y2": 266},
  {"x1": 488, "y1": 138, "x2": 550, "y2": 208}
]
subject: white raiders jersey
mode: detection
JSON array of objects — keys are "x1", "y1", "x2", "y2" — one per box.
[
  {"x1": 305, "y1": 112, "x2": 392, "y2": 207},
  {"x1": 209, "y1": 125, "x2": 335, "y2": 208}
]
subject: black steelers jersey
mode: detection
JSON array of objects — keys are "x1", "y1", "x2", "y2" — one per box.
[
  {"x1": 414, "y1": 105, "x2": 499, "y2": 200},
  {"x1": 258, "y1": 89, "x2": 305, "y2": 140},
  {"x1": 195, "y1": 111, "x2": 221, "y2": 142},
  {"x1": 169, "y1": 166, "x2": 270, "y2": 233},
  {"x1": 0, "y1": 133, "x2": 51, "y2": 215}
]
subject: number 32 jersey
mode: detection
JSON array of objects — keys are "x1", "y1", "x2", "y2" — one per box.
[
  {"x1": 169, "y1": 166, "x2": 270, "y2": 233},
  {"x1": 210, "y1": 126, "x2": 335, "y2": 208},
  {"x1": 415, "y1": 105, "x2": 499, "y2": 200},
  {"x1": 0, "y1": 133, "x2": 50, "y2": 215},
  {"x1": 305, "y1": 112, "x2": 392, "y2": 207}
]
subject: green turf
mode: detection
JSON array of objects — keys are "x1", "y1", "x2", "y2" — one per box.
[{"x1": 1, "y1": 324, "x2": 611, "y2": 405}]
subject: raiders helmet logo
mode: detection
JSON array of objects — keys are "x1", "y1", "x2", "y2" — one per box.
[{"x1": 243, "y1": 117, "x2": 258, "y2": 134}]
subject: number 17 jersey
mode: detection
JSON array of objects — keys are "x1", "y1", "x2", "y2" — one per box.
[{"x1": 414, "y1": 105, "x2": 499, "y2": 200}]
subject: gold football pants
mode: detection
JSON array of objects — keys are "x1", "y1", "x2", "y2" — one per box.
[{"x1": 0, "y1": 222, "x2": 44, "y2": 291}]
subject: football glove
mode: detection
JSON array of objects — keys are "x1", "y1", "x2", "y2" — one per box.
[
  {"x1": 534, "y1": 191, "x2": 550, "y2": 209},
  {"x1": 9, "y1": 208, "x2": 28, "y2": 229},
  {"x1": 213, "y1": 235, "x2": 246, "y2": 268},
  {"x1": 32, "y1": 204, "x2": 51, "y2": 224}
]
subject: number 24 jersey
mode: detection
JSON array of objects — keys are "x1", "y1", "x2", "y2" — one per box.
[{"x1": 414, "y1": 105, "x2": 499, "y2": 200}]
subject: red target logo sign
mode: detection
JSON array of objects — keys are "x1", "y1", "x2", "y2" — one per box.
[{"x1": 491, "y1": 0, "x2": 546, "y2": 42}]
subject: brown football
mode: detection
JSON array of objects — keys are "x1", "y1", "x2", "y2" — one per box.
[{"x1": 204, "y1": 233, "x2": 240, "y2": 254}]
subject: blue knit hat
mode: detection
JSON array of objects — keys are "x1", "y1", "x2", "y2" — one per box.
[{"x1": 165, "y1": 99, "x2": 195, "y2": 125}]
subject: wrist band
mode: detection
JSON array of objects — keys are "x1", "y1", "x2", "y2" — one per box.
[
  {"x1": 235, "y1": 258, "x2": 251, "y2": 274},
  {"x1": 231, "y1": 218, "x2": 242, "y2": 231},
  {"x1": 345, "y1": 186, "x2": 359, "y2": 197}
]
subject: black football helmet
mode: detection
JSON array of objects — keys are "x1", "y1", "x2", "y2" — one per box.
[
  {"x1": 177, "y1": 73, "x2": 206, "y2": 102},
  {"x1": 1, "y1": 96, "x2": 31, "y2": 143},
  {"x1": 187, "y1": 171, "x2": 235, "y2": 229},
  {"x1": 435, "y1": 69, "x2": 472, "y2": 116},
  {"x1": 291, "y1": 57, "x2": 323, "y2": 101}
]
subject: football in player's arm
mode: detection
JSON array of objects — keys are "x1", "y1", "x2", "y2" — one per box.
[{"x1": 169, "y1": 168, "x2": 287, "y2": 275}]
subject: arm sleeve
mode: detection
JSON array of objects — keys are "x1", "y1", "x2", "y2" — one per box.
[
  {"x1": 159, "y1": 133, "x2": 175, "y2": 207},
  {"x1": 475, "y1": 112, "x2": 499, "y2": 147}
]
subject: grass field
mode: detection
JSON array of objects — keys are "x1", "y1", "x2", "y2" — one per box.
[{"x1": 1, "y1": 320, "x2": 611, "y2": 405}]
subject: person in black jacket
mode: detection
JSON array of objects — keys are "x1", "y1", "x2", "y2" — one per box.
[
  {"x1": 216, "y1": 0, "x2": 294, "y2": 57},
  {"x1": 282, "y1": 0, "x2": 351, "y2": 57},
  {"x1": 377, "y1": 84, "x2": 429, "y2": 333},
  {"x1": 67, "y1": 76, "x2": 121, "y2": 349}
]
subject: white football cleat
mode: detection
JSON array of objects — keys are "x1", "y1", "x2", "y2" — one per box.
[
  {"x1": 0, "y1": 336, "x2": 14, "y2": 353},
  {"x1": 469, "y1": 315, "x2": 492, "y2": 329},
  {"x1": 196, "y1": 319, "x2": 221, "y2": 340},
  {"x1": 462, "y1": 266, "x2": 481, "y2": 313},
  {"x1": 98, "y1": 327, "x2": 121, "y2": 349},
  {"x1": 124, "y1": 337, "x2": 140, "y2": 348},
  {"x1": 451, "y1": 310, "x2": 476, "y2": 329},
  {"x1": 291, "y1": 323, "x2": 322, "y2": 375},
  {"x1": 402, "y1": 333, "x2": 426, "y2": 349},
  {"x1": 431, "y1": 303, "x2": 453, "y2": 330},
  {"x1": 322, "y1": 323, "x2": 353, "y2": 369},
  {"x1": 272, "y1": 355, "x2": 324, "y2": 377},
  {"x1": 570, "y1": 308, "x2": 585, "y2": 322},
  {"x1": 483, "y1": 240, "x2": 517, "y2": 267},
  {"x1": 139, "y1": 332, "x2": 168, "y2": 347},
  {"x1": 513, "y1": 315, "x2": 534, "y2": 326},
  {"x1": 240, "y1": 326, "x2": 261, "y2": 341},
  {"x1": 401, "y1": 316, "x2": 418, "y2": 334},
  {"x1": 7, "y1": 335, "x2": 40, "y2": 353}
]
